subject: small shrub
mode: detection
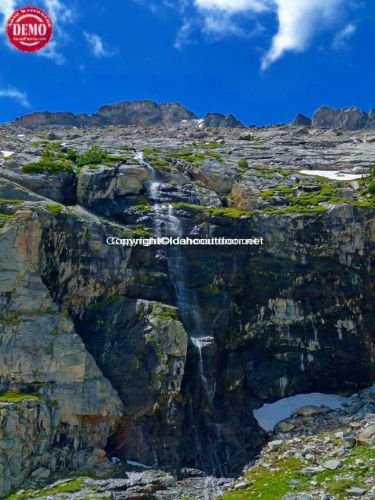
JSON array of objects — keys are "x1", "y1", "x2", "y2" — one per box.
[
  {"x1": 76, "y1": 145, "x2": 109, "y2": 167},
  {"x1": 238, "y1": 159, "x2": 248, "y2": 169}
]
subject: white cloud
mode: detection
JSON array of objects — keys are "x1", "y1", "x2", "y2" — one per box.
[
  {"x1": 43, "y1": 0, "x2": 74, "y2": 23},
  {"x1": 261, "y1": 0, "x2": 345, "y2": 70},
  {"x1": 145, "y1": 0, "x2": 353, "y2": 68},
  {"x1": 0, "y1": 87, "x2": 30, "y2": 108},
  {"x1": 195, "y1": 0, "x2": 270, "y2": 13},
  {"x1": 333, "y1": 23, "x2": 356, "y2": 49},
  {"x1": 84, "y1": 32, "x2": 112, "y2": 58}
]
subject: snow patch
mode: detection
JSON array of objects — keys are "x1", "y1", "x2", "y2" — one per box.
[
  {"x1": 126, "y1": 460, "x2": 152, "y2": 469},
  {"x1": 1, "y1": 151, "x2": 14, "y2": 158},
  {"x1": 300, "y1": 170, "x2": 367, "y2": 181},
  {"x1": 254, "y1": 393, "x2": 348, "y2": 432}
]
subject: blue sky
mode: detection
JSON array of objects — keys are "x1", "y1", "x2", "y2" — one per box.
[{"x1": 0, "y1": 0, "x2": 374, "y2": 125}]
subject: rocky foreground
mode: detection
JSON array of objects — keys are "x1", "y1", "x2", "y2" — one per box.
[
  {"x1": 0, "y1": 113, "x2": 374, "y2": 498},
  {"x1": 226, "y1": 385, "x2": 375, "y2": 500},
  {"x1": 7, "y1": 386, "x2": 375, "y2": 499}
]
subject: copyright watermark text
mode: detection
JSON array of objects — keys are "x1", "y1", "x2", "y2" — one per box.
[{"x1": 106, "y1": 236, "x2": 264, "y2": 247}]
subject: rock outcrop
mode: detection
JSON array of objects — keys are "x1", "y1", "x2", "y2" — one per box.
[
  {"x1": 312, "y1": 106, "x2": 369, "y2": 130},
  {"x1": 292, "y1": 113, "x2": 312, "y2": 127},
  {"x1": 0, "y1": 209, "x2": 124, "y2": 497},
  {"x1": 12, "y1": 101, "x2": 246, "y2": 129},
  {"x1": 203, "y1": 112, "x2": 244, "y2": 128}
]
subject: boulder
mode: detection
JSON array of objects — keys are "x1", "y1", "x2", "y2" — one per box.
[
  {"x1": 356, "y1": 424, "x2": 375, "y2": 446},
  {"x1": 323, "y1": 459, "x2": 343, "y2": 470},
  {"x1": 293, "y1": 406, "x2": 331, "y2": 417},
  {"x1": 77, "y1": 164, "x2": 149, "y2": 206}
]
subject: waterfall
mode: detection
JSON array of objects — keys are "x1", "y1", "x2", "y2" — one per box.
[{"x1": 135, "y1": 150, "x2": 214, "y2": 403}]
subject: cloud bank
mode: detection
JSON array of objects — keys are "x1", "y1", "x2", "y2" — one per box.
[{"x1": 160, "y1": 0, "x2": 353, "y2": 68}]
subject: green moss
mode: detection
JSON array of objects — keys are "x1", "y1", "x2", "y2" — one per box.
[
  {"x1": 1, "y1": 313, "x2": 21, "y2": 326},
  {"x1": 6, "y1": 478, "x2": 87, "y2": 499},
  {"x1": 134, "y1": 202, "x2": 152, "y2": 213},
  {"x1": 0, "y1": 199, "x2": 23, "y2": 205},
  {"x1": 133, "y1": 226, "x2": 152, "y2": 237},
  {"x1": 238, "y1": 159, "x2": 248, "y2": 169},
  {"x1": 224, "y1": 458, "x2": 308, "y2": 500},
  {"x1": 210, "y1": 207, "x2": 252, "y2": 218},
  {"x1": 0, "y1": 213, "x2": 15, "y2": 220},
  {"x1": 44, "y1": 203, "x2": 64, "y2": 216},
  {"x1": 262, "y1": 205, "x2": 327, "y2": 215},
  {"x1": 0, "y1": 390, "x2": 40, "y2": 403},
  {"x1": 142, "y1": 147, "x2": 171, "y2": 169},
  {"x1": 203, "y1": 141, "x2": 224, "y2": 149},
  {"x1": 167, "y1": 147, "x2": 223, "y2": 165},
  {"x1": 314, "y1": 445, "x2": 375, "y2": 499},
  {"x1": 40, "y1": 478, "x2": 86, "y2": 495},
  {"x1": 173, "y1": 203, "x2": 251, "y2": 218},
  {"x1": 173, "y1": 202, "x2": 208, "y2": 212}
]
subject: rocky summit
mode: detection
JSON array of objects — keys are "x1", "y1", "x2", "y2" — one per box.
[
  {"x1": 10, "y1": 99, "x2": 375, "y2": 131},
  {"x1": 0, "y1": 114, "x2": 374, "y2": 499}
]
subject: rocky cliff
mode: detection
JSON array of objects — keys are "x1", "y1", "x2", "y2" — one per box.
[
  {"x1": 0, "y1": 122, "x2": 374, "y2": 497},
  {"x1": 11, "y1": 101, "x2": 375, "y2": 131},
  {"x1": 12, "y1": 101, "x2": 247, "y2": 130},
  {"x1": 293, "y1": 106, "x2": 375, "y2": 131}
]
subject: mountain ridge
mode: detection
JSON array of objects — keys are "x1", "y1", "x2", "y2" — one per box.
[{"x1": 9, "y1": 99, "x2": 375, "y2": 130}]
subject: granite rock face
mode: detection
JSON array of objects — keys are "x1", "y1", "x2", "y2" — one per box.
[
  {"x1": 312, "y1": 106, "x2": 369, "y2": 130},
  {"x1": 0, "y1": 211, "x2": 124, "y2": 497},
  {"x1": 13, "y1": 101, "x2": 200, "y2": 129},
  {"x1": 0, "y1": 122, "x2": 374, "y2": 495}
]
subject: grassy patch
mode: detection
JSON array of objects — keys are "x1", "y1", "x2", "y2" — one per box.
[
  {"x1": 44, "y1": 203, "x2": 64, "y2": 216},
  {"x1": 0, "y1": 389, "x2": 40, "y2": 403},
  {"x1": 6, "y1": 478, "x2": 86, "y2": 499},
  {"x1": 224, "y1": 458, "x2": 308, "y2": 500},
  {"x1": 0, "y1": 199, "x2": 23, "y2": 205},
  {"x1": 167, "y1": 147, "x2": 223, "y2": 164},
  {"x1": 210, "y1": 207, "x2": 252, "y2": 218},
  {"x1": 262, "y1": 205, "x2": 327, "y2": 215},
  {"x1": 22, "y1": 143, "x2": 126, "y2": 174},
  {"x1": 173, "y1": 202, "x2": 251, "y2": 218},
  {"x1": 133, "y1": 226, "x2": 153, "y2": 238},
  {"x1": 0, "y1": 213, "x2": 15, "y2": 220},
  {"x1": 143, "y1": 147, "x2": 171, "y2": 168},
  {"x1": 238, "y1": 159, "x2": 248, "y2": 169}
]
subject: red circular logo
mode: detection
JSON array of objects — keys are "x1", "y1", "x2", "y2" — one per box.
[{"x1": 6, "y1": 6, "x2": 53, "y2": 53}]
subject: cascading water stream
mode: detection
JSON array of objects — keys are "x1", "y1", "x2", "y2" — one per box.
[{"x1": 135, "y1": 151, "x2": 214, "y2": 403}]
